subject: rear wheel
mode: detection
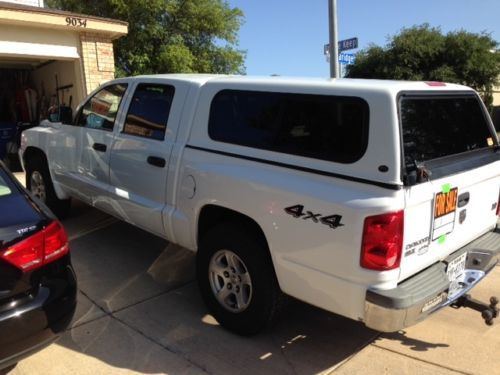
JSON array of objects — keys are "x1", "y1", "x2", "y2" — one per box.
[
  {"x1": 197, "y1": 223, "x2": 285, "y2": 335},
  {"x1": 25, "y1": 156, "x2": 70, "y2": 218}
]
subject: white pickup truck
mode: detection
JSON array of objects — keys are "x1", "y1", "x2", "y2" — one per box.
[{"x1": 19, "y1": 75, "x2": 500, "y2": 335}]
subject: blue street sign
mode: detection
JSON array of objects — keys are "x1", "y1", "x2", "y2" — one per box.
[
  {"x1": 338, "y1": 37, "x2": 358, "y2": 52},
  {"x1": 339, "y1": 52, "x2": 356, "y2": 65}
]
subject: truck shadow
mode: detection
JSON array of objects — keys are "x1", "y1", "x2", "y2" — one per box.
[{"x1": 377, "y1": 331, "x2": 449, "y2": 352}]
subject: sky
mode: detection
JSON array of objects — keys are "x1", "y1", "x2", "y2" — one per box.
[{"x1": 228, "y1": 0, "x2": 500, "y2": 77}]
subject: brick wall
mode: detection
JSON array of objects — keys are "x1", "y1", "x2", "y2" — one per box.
[{"x1": 80, "y1": 33, "x2": 116, "y2": 94}]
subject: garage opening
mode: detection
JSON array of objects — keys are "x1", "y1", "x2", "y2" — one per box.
[{"x1": 0, "y1": 57, "x2": 81, "y2": 170}]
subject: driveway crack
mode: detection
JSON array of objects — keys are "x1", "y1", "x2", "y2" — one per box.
[
  {"x1": 371, "y1": 344, "x2": 473, "y2": 375},
  {"x1": 111, "y1": 313, "x2": 212, "y2": 375}
]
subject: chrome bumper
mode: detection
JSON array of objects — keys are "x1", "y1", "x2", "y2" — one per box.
[{"x1": 364, "y1": 228, "x2": 499, "y2": 332}]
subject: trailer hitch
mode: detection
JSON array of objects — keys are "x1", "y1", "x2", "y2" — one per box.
[{"x1": 451, "y1": 295, "x2": 499, "y2": 326}]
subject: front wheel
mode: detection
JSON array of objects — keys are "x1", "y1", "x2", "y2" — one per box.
[
  {"x1": 197, "y1": 223, "x2": 285, "y2": 335},
  {"x1": 25, "y1": 156, "x2": 70, "y2": 218}
]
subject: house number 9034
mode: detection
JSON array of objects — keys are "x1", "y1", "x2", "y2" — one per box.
[{"x1": 66, "y1": 17, "x2": 87, "y2": 28}]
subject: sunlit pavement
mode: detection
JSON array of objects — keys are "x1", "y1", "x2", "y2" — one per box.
[{"x1": 5, "y1": 174, "x2": 500, "y2": 374}]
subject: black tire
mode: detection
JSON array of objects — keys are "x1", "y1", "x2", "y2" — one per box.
[
  {"x1": 197, "y1": 222, "x2": 285, "y2": 335},
  {"x1": 25, "y1": 156, "x2": 71, "y2": 219}
]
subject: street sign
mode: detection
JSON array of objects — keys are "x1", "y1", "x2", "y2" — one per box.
[
  {"x1": 339, "y1": 52, "x2": 356, "y2": 65},
  {"x1": 338, "y1": 37, "x2": 358, "y2": 52},
  {"x1": 324, "y1": 37, "x2": 358, "y2": 56}
]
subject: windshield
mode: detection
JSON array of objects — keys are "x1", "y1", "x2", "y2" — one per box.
[{"x1": 400, "y1": 94, "x2": 494, "y2": 171}]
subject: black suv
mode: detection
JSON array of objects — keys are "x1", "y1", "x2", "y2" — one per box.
[{"x1": 0, "y1": 162, "x2": 76, "y2": 370}]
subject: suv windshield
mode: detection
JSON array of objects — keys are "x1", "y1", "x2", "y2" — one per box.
[{"x1": 400, "y1": 94, "x2": 494, "y2": 171}]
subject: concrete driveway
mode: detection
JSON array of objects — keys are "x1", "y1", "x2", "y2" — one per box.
[{"x1": 4, "y1": 194, "x2": 500, "y2": 374}]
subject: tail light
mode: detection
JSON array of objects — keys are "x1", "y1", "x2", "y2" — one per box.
[
  {"x1": 1, "y1": 221, "x2": 69, "y2": 272},
  {"x1": 360, "y1": 211, "x2": 404, "y2": 271}
]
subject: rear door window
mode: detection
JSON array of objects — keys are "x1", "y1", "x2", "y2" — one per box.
[
  {"x1": 400, "y1": 94, "x2": 495, "y2": 172},
  {"x1": 123, "y1": 84, "x2": 175, "y2": 141},
  {"x1": 208, "y1": 90, "x2": 369, "y2": 164}
]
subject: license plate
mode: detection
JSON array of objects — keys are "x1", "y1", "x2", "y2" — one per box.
[{"x1": 447, "y1": 252, "x2": 467, "y2": 298}]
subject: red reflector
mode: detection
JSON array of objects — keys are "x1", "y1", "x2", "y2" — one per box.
[
  {"x1": 1, "y1": 221, "x2": 69, "y2": 272},
  {"x1": 425, "y1": 81, "x2": 446, "y2": 87},
  {"x1": 360, "y1": 211, "x2": 404, "y2": 271},
  {"x1": 44, "y1": 221, "x2": 69, "y2": 262}
]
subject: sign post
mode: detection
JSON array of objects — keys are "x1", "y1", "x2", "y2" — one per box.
[{"x1": 328, "y1": 0, "x2": 339, "y2": 79}]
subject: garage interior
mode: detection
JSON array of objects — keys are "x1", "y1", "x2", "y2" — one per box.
[
  {"x1": 0, "y1": 1, "x2": 127, "y2": 169},
  {"x1": 0, "y1": 57, "x2": 79, "y2": 168}
]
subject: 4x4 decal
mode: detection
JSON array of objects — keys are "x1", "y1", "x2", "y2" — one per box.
[{"x1": 284, "y1": 205, "x2": 344, "y2": 229}]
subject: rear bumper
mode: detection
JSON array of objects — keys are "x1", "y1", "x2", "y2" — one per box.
[
  {"x1": 0, "y1": 263, "x2": 77, "y2": 369},
  {"x1": 364, "y1": 227, "x2": 500, "y2": 332}
]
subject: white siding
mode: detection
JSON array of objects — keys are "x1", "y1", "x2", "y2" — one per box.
[{"x1": 1, "y1": 0, "x2": 44, "y2": 7}]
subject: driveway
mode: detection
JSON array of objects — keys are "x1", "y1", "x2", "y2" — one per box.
[{"x1": 4, "y1": 181, "x2": 500, "y2": 374}]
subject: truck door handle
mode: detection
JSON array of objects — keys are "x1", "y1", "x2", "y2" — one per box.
[
  {"x1": 147, "y1": 156, "x2": 166, "y2": 168},
  {"x1": 458, "y1": 192, "x2": 470, "y2": 207},
  {"x1": 92, "y1": 143, "x2": 107, "y2": 152}
]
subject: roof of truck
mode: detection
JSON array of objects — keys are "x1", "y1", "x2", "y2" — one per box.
[{"x1": 128, "y1": 74, "x2": 474, "y2": 93}]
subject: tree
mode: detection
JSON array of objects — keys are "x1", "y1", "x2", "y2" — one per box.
[
  {"x1": 47, "y1": 0, "x2": 246, "y2": 76},
  {"x1": 346, "y1": 24, "x2": 500, "y2": 106}
]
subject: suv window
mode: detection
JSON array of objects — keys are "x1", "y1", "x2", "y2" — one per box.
[
  {"x1": 77, "y1": 84, "x2": 128, "y2": 131},
  {"x1": 400, "y1": 95, "x2": 494, "y2": 171},
  {"x1": 123, "y1": 84, "x2": 175, "y2": 141},
  {"x1": 208, "y1": 90, "x2": 369, "y2": 164}
]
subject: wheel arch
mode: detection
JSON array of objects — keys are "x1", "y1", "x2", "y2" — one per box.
[
  {"x1": 196, "y1": 204, "x2": 278, "y2": 276},
  {"x1": 197, "y1": 205, "x2": 266, "y2": 245},
  {"x1": 23, "y1": 146, "x2": 46, "y2": 167}
]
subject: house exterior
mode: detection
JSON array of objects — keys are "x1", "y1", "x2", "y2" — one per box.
[{"x1": 0, "y1": 0, "x2": 127, "y2": 112}]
